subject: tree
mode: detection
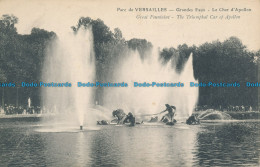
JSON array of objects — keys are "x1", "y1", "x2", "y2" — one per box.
[
  {"x1": 127, "y1": 38, "x2": 152, "y2": 59},
  {"x1": 0, "y1": 14, "x2": 55, "y2": 107},
  {"x1": 0, "y1": 69, "x2": 6, "y2": 82},
  {"x1": 0, "y1": 14, "x2": 18, "y2": 35}
]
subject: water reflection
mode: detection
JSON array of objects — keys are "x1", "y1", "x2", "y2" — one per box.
[
  {"x1": 76, "y1": 132, "x2": 89, "y2": 166},
  {"x1": 90, "y1": 128, "x2": 123, "y2": 166},
  {"x1": 195, "y1": 122, "x2": 259, "y2": 166},
  {"x1": 0, "y1": 120, "x2": 259, "y2": 166},
  {"x1": 88, "y1": 125, "x2": 199, "y2": 166}
]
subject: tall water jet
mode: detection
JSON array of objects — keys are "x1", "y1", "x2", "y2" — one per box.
[
  {"x1": 42, "y1": 27, "x2": 95, "y2": 128},
  {"x1": 104, "y1": 49, "x2": 176, "y2": 116},
  {"x1": 103, "y1": 48, "x2": 198, "y2": 121},
  {"x1": 177, "y1": 53, "x2": 199, "y2": 118},
  {"x1": 28, "y1": 97, "x2": 31, "y2": 108}
]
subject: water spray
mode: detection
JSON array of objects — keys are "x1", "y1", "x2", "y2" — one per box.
[{"x1": 42, "y1": 27, "x2": 96, "y2": 129}]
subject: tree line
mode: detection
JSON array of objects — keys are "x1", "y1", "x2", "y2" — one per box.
[{"x1": 0, "y1": 15, "x2": 259, "y2": 110}]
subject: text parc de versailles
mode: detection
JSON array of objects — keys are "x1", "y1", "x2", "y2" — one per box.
[
  {"x1": 1, "y1": 81, "x2": 260, "y2": 88},
  {"x1": 130, "y1": 7, "x2": 251, "y2": 20}
]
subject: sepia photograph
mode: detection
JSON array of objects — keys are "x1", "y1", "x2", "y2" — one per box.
[{"x1": 0, "y1": 0, "x2": 259, "y2": 166}]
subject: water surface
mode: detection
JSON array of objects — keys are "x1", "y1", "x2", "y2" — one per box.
[{"x1": 0, "y1": 119, "x2": 259, "y2": 167}]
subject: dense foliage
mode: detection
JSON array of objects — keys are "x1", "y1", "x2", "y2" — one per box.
[
  {"x1": 0, "y1": 15, "x2": 55, "y2": 106},
  {"x1": 0, "y1": 15, "x2": 259, "y2": 109},
  {"x1": 161, "y1": 39, "x2": 259, "y2": 109}
]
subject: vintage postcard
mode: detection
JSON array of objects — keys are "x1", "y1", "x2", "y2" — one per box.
[{"x1": 0, "y1": 0, "x2": 259, "y2": 166}]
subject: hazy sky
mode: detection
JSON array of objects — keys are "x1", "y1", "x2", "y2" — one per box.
[{"x1": 0, "y1": 0, "x2": 259, "y2": 51}]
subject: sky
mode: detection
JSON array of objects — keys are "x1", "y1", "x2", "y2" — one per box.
[{"x1": 0, "y1": 0, "x2": 259, "y2": 51}]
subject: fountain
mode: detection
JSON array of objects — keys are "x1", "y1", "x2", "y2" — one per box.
[
  {"x1": 28, "y1": 97, "x2": 31, "y2": 108},
  {"x1": 198, "y1": 110, "x2": 232, "y2": 120},
  {"x1": 178, "y1": 53, "x2": 199, "y2": 118},
  {"x1": 103, "y1": 48, "x2": 198, "y2": 121},
  {"x1": 41, "y1": 25, "x2": 198, "y2": 127},
  {"x1": 42, "y1": 26, "x2": 96, "y2": 129}
]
